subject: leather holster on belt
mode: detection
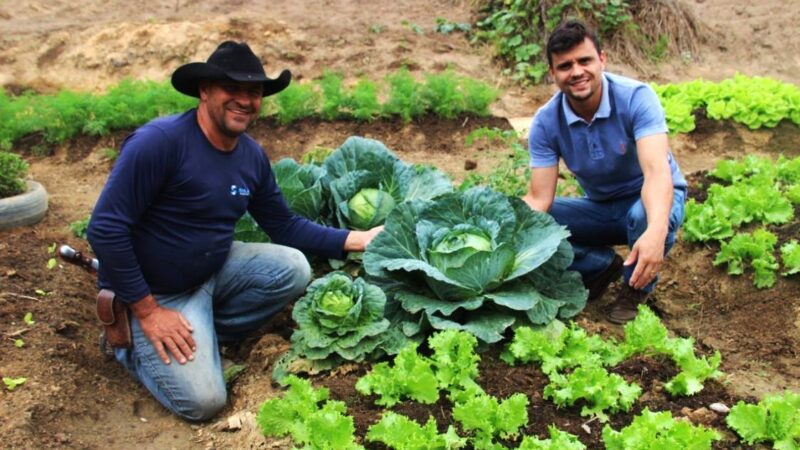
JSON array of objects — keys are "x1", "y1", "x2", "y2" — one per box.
[{"x1": 96, "y1": 289, "x2": 132, "y2": 348}]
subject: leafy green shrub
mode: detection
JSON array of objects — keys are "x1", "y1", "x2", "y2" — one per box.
[
  {"x1": 0, "y1": 151, "x2": 29, "y2": 198},
  {"x1": 621, "y1": 305, "x2": 723, "y2": 396},
  {"x1": 474, "y1": 0, "x2": 632, "y2": 84},
  {"x1": 364, "y1": 187, "x2": 587, "y2": 344},
  {"x1": 545, "y1": 365, "x2": 641, "y2": 421},
  {"x1": 502, "y1": 320, "x2": 624, "y2": 375}
]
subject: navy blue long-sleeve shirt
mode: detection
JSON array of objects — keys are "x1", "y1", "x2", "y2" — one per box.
[{"x1": 87, "y1": 109, "x2": 349, "y2": 303}]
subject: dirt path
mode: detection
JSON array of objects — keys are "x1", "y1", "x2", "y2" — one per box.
[{"x1": 1, "y1": 1, "x2": 800, "y2": 449}]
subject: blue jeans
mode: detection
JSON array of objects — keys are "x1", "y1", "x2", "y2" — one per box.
[
  {"x1": 549, "y1": 189, "x2": 686, "y2": 293},
  {"x1": 115, "y1": 242, "x2": 311, "y2": 421}
]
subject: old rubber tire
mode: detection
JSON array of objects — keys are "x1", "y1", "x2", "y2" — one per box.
[{"x1": 0, "y1": 180, "x2": 49, "y2": 230}]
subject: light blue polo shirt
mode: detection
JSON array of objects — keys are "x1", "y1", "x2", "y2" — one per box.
[{"x1": 528, "y1": 72, "x2": 686, "y2": 201}]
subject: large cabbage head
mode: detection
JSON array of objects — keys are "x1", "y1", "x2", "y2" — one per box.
[
  {"x1": 363, "y1": 187, "x2": 587, "y2": 343},
  {"x1": 324, "y1": 137, "x2": 453, "y2": 230},
  {"x1": 347, "y1": 188, "x2": 396, "y2": 230},
  {"x1": 428, "y1": 226, "x2": 493, "y2": 272}
]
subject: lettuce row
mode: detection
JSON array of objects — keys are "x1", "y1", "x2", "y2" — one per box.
[
  {"x1": 503, "y1": 305, "x2": 723, "y2": 422},
  {"x1": 653, "y1": 75, "x2": 800, "y2": 133},
  {"x1": 683, "y1": 154, "x2": 800, "y2": 288}
]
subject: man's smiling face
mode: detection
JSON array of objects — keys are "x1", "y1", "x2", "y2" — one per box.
[
  {"x1": 199, "y1": 80, "x2": 263, "y2": 138},
  {"x1": 549, "y1": 37, "x2": 607, "y2": 105}
]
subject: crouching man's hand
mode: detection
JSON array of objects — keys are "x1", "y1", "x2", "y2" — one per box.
[
  {"x1": 344, "y1": 226, "x2": 385, "y2": 252},
  {"x1": 130, "y1": 294, "x2": 195, "y2": 365}
]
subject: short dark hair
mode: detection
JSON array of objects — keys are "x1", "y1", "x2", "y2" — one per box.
[{"x1": 546, "y1": 20, "x2": 601, "y2": 67}]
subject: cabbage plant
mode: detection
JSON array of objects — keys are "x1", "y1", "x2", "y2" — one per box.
[
  {"x1": 273, "y1": 158, "x2": 329, "y2": 223},
  {"x1": 275, "y1": 272, "x2": 406, "y2": 379},
  {"x1": 364, "y1": 187, "x2": 587, "y2": 343},
  {"x1": 323, "y1": 136, "x2": 452, "y2": 230}
]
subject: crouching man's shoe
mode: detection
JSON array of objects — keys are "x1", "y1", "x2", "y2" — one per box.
[
  {"x1": 607, "y1": 285, "x2": 650, "y2": 324},
  {"x1": 583, "y1": 254, "x2": 624, "y2": 301}
]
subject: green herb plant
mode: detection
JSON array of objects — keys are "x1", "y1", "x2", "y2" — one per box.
[{"x1": 0, "y1": 151, "x2": 28, "y2": 198}]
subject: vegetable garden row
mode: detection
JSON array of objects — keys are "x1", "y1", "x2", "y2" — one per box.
[{"x1": 2, "y1": 73, "x2": 799, "y2": 449}]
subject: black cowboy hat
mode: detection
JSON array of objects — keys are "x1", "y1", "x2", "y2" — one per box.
[{"x1": 171, "y1": 41, "x2": 291, "y2": 98}]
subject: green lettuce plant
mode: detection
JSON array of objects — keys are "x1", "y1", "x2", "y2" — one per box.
[
  {"x1": 452, "y1": 391, "x2": 529, "y2": 449},
  {"x1": 726, "y1": 390, "x2": 800, "y2": 449},
  {"x1": 603, "y1": 408, "x2": 720, "y2": 449},
  {"x1": 364, "y1": 186, "x2": 587, "y2": 343},
  {"x1": 257, "y1": 375, "x2": 363, "y2": 449},
  {"x1": 782, "y1": 240, "x2": 800, "y2": 276},
  {"x1": 714, "y1": 228, "x2": 779, "y2": 288},
  {"x1": 502, "y1": 320, "x2": 624, "y2": 375},
  {"x1": 366, "y1": 412, "x2": 466, "y2": 450},
  {"x1": 518, "y1": 426, "x2": 586, "y2": 450},
  {"x1": 544, "y1": 365, "x2": 642, "y2": 422},
  {"x1": 355, "y1": 342, "x2": 440, "y2": 407}
]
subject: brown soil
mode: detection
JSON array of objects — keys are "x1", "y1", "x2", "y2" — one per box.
[{"x1": 2, "y1": 0, "x2": 800, "y2": 449}]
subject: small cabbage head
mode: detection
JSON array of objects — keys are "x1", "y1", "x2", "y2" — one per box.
[
  {"x1": 319, "y1": 290, "x2": 355, "y2": 318},
  {"x1": 348, "y1": 188, "x2": 396, "y2": 230},
  {"x1": 428, "y1": 227, "x2": 493, "y2": 272}
]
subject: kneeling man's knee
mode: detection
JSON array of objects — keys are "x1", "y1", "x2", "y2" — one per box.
[
  {"x1": 175, "y1": 386, "x2": 227, "y2": 422},
  {"x1": 283, "y1": 247, "x2": 311, "y2": 298}
]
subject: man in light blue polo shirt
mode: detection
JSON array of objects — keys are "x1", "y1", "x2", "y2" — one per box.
[{"x1": 522, "y1": 20, "x2": 687, "y2": 324}]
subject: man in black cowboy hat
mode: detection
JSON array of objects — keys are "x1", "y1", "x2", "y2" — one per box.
[{"x1": 87, "y1": 41, "x2": 382, "y2": 421}]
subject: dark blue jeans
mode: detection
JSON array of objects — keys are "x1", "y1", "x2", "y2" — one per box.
[
  {"x1": 115, "y1": 242, "x2": 311, "y2": 421},
  {"x1": 549, "y1": 189, "x2": 686, "y2": 293}
]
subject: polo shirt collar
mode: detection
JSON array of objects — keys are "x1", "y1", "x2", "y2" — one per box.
[{"x1": 561, "y1": 73, "x2": 611, "y2": 125}]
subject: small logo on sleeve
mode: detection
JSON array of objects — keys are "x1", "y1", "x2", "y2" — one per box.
[{"x1": 230, "y1": 185, "x2": 251, "y2": 196}]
